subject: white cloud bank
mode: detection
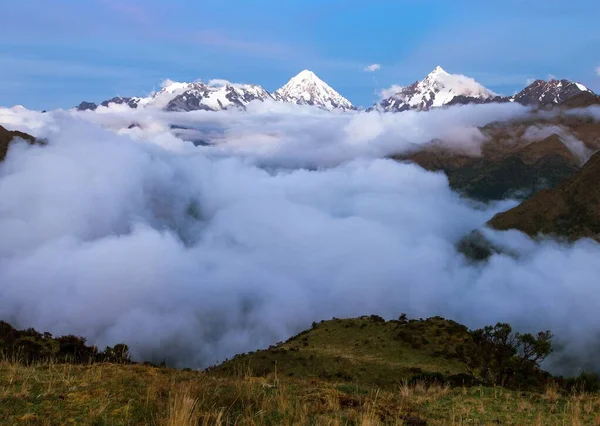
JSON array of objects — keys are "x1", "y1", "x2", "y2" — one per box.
[{"x1": 0, "y1": 104, "x2": 599, "y2": 374}]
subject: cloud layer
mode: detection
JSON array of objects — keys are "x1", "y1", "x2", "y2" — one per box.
[{"x1": 1, "y1": 104, "x2": 600, "y2": 374}]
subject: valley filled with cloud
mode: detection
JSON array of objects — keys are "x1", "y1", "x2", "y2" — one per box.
[{"x1": 1, "y1": 102, "x2": 600, "y2": 375}]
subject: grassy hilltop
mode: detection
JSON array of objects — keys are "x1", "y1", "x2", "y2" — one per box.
[{"x1": 1, "y1": 316, "x2": 599, "y2": 425}]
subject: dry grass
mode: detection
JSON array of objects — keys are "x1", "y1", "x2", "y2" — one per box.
[
  {"x1": 0, "y1": 360, "x2": 599, "y2": 425},
  {"x1": 166, "y1": 387, "x2": 199, "y2": 426}
]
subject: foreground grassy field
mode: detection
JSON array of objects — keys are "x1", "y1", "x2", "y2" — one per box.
[
  {"x1": 1, "y1": 316, "x2": 599, "y2": 425},
  {"x1": 1, "y1": 361, "x2": 599, "y2": 425}
]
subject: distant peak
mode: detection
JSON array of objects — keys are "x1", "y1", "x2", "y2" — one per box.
[
  {"x1": 274, "y1": 69, "x2": 354, "y2": 111},
  {"x1": 528, "y1": 79, "x2": 546, "y2": 85},
  {"x1": 293, "y1": 69, "x2": 319, "y2": 80},
  {"x1": 430, "y1": 65, "x2": 449, "y2": 76}
]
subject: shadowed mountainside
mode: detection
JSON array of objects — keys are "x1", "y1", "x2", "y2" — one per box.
[
  {"x1": 394, "y1": 111, "x2": 600, "y2": 201},
  {"x1": 0, "y1": 125, "x2": 39, "y2": 162},
  {"x1": 489, "y1": 150, "x2": 600, "y2": 241}
]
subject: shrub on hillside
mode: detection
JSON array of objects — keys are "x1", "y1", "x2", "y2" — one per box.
[
  {"x1": 459, "y1": 322, "x2": 553, "y2": 388},
  {"x1": 369, "y1": 315, "x2": 385, "y2": 323},
  {"x1": 0, "y1": 321, "x2": 130, "y2": 365},
  {"x1": 561, "y1": 372, "x2": 600, "y2": 393}
]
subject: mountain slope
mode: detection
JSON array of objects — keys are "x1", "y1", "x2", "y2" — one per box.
[
  {"x1": 374, "y1": 66, "x2": 496, "y2": 112},
  {"x1": 273, "y1": 70, "x2": 355, "y2": 111},
  {"x1": 489, "y1": 150, "x2": 600, "y2": 241}
]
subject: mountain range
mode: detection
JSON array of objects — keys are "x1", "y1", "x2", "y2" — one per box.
[
  {"x1": 77, "y1": 70, "x2": 353, "y2": 113},
  {"x1": 76, "y1": 66, "x2": 599, "y2": 114}
]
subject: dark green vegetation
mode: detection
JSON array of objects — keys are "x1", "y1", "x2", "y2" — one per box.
[
  {"x1": 0, "y1": 321, "x2": 131, "y2": 364},
  {"x1": 417, "y1": 151, "x2": 575, "y2": 202},
  {"x1": 489, "y1": 149, "x2": 600, "y2": 241},
  {"x1": 455, "y1": 230, "x2": 505, "y2": 262},
  {"x1": 0, "y1": 125, "x2": 40, "y2": 162},
  {"x1": 1, "y1": 316, "x2": 599, "y2": 425}
]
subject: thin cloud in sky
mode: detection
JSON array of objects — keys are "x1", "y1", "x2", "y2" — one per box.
[{"x1": 364, "y1": 64, "x2": 381, "y2": 72}]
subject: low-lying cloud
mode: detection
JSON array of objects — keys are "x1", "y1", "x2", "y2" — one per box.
[{"x1": 1, "y1": 103, "x2": 599, "y2": 374}]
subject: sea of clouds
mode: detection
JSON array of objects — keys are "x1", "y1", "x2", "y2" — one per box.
[{"x1": 1, "y1": 102, "x2": 599, "y2": 374}]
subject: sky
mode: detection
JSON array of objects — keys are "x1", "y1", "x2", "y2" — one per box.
[{"x1": 1, "y1": 0, "x2": 600, "y2": 110}]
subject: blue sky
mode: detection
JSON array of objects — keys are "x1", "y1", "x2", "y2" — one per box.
[{"x1": 1, "y1": 0, "x2": 599, "y2": 109}]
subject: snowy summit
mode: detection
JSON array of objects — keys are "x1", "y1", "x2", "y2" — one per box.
[
  {"x1": 512, "y1": 79, "x2": 593, "y2": 105},
  {"x1": 165, "y1": 81, "x2": 273, "y2": 112},
  {"x1": 375, "y1": 66, "x2": 496, "y2": 112},
  {"x1": 273, "y1": 70, "x2": 355, "y2": 111}
]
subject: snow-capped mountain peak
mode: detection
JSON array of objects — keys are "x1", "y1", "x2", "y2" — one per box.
[
  {"x1": 274, "y1": 70, "x2": 355, "y2": 111},
  {"x1": 428, "y1": 65, "x2": 449, "y2": 77},
  {"x1": 165, "y1": 81, "x2": 274, "y2": 112},
  {"x1": 374, "y1": 66, "x2": 496, "y2": 112},
  {"x1": 288, "y1": 69, "x2": 320, "y2": 83},
  {"x1": 512, "y1": 79, "x2": 593, "y2": 105}
]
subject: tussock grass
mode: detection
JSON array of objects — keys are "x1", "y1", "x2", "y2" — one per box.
[
  {"x1": 166, "y1": 387, "x2": 199, "y2": 426},
  {"x1": 1, "y1": 360, "x2": 599, "y2": 425}
]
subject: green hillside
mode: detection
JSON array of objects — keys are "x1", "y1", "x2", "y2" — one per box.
[{"x1": 208, "y1": 316, "x2": 473, "y2": 389}]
